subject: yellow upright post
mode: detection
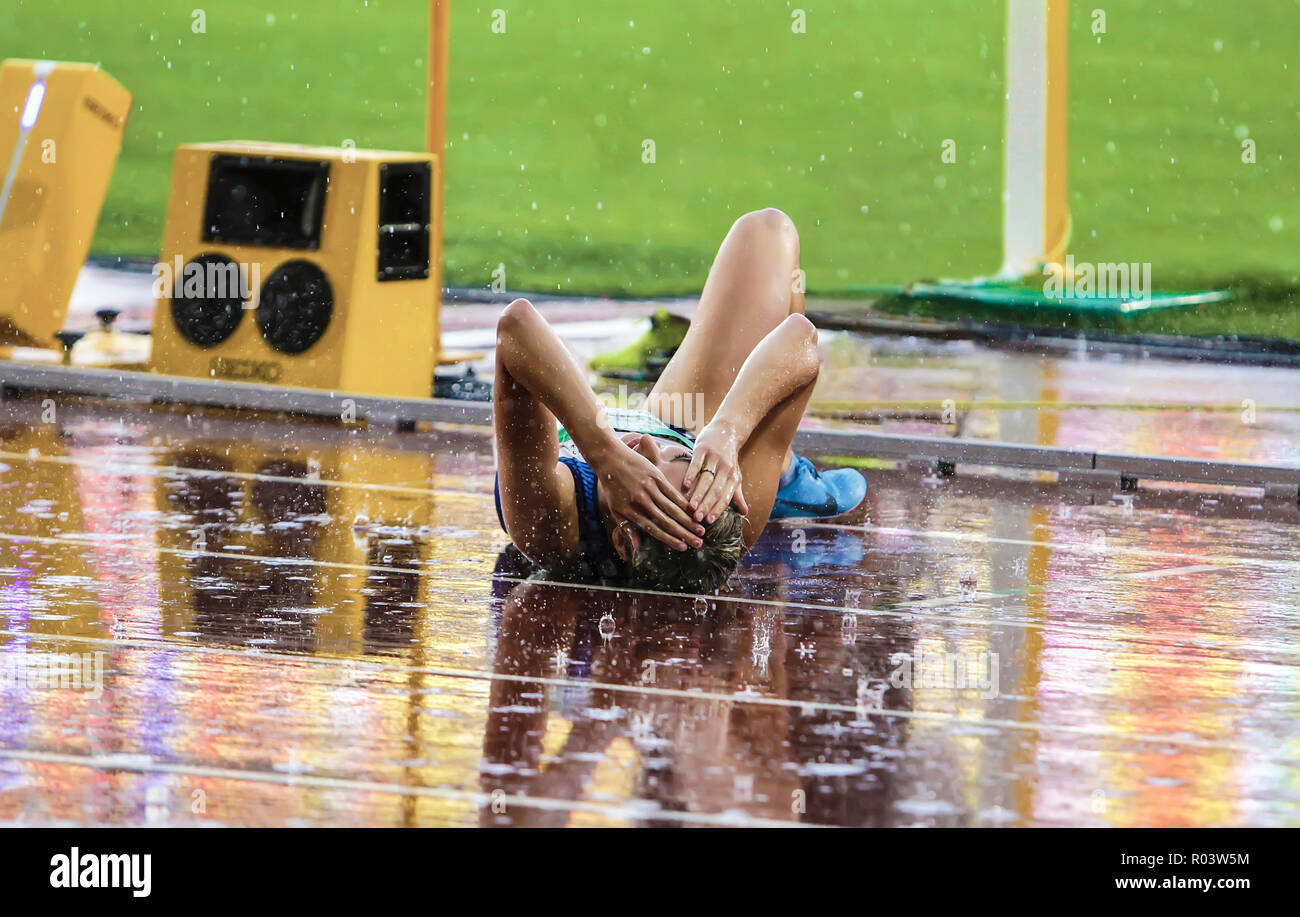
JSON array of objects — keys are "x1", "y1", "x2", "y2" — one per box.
[
  {"x1": 1042, "y1": 0, "x2": 1069, "y2": 271},
  {"x1": 427, "y1": 1, "x2": 450, "y2": 361}
]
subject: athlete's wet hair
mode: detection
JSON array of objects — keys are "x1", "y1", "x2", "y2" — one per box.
[{"x1": 626, "y1": 507, "x2": 745, "y2": 593}]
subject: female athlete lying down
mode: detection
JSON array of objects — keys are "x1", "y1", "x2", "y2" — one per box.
[{"x1": 492, "y1": 208, "x2": 866, "y2": 592}]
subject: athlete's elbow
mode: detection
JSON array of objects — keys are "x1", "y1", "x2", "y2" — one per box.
[
  {"x1": 780, "y1": 313, "x2": 820, "y2": 379},
  {"x1": 802, "y1": 350, "x2": 822, "y2": 390}
]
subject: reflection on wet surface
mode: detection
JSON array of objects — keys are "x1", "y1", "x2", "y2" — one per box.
[
  {"x1": 0, "y1": 388, "x2": 1298, "y2": 827},
  {"x1": 814, "y1": 333, "x2": 1300, "y2": 466}
]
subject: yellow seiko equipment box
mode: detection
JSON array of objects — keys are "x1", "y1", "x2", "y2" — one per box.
[
  {"x1": 149, "y1": 141, "x2": 441, "y2": 400},
  {"x1": 0, "y1": 60, "x2": 131, "y2": 347}
]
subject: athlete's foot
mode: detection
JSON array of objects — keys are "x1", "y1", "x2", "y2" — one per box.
[{"x1": 769, "y1": 454, "x2": 867, "y2": 520}]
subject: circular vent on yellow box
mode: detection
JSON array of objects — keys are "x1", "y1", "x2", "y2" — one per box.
[
  {"x1": 170, "y1": 253, "x2": 246, "y2": 347},
  {"x1": 257, "y1": 260, "x2": 333, "y2": 354}
]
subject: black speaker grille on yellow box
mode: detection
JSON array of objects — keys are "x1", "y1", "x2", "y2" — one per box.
[
  {"x1": 377, "y1": 161, "x2": 430, "y2": 281},
  {"x1": 171, "y1": 253, "x2": 246, "y2": 346},
  {"x1": 257, "y1": 260, "x2": 334, "y2": 354},
  {"x1": 203, "y1": 156, "x2": 329, "y2": 250}
]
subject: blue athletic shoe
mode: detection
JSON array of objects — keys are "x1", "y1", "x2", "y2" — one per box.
[{"x1": 769, "y1": 454, "x2": 867, "y2": 520}]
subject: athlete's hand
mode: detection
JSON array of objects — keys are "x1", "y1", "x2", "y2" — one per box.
[
  {"x1": 593, "y1": 444, "x2": 704, "y2": 551},
  {"x1": 683, "y1": 420, "x2": 749, "y2": 524}
]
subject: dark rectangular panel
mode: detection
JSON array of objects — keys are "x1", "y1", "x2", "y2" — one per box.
[
  {"x1": 377, "y1": 161, "x2": 431, "y2": 282},
  {"x1": 202, "y1": 155, "x2": 329, "y2": 250}
]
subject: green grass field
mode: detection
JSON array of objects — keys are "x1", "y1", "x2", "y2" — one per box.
[{"x1": 7, "y1": 0, "x2": 1300, "y2": 339}]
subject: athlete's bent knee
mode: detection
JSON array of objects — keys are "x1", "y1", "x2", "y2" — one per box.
[
  {"x1": 733, "y1": 207, "x2": 798, "y2": 243},
  {"x1": 782, "y1": 312, "x2": 818, "y2": 345},
  {"x1": 497, "y1": 298, "x2": 537, "y2": 337}
]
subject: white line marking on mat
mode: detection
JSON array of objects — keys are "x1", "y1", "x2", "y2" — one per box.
[
  {"x1": 808, "y1": 522, "x2": 1300, "y2": 572},
  {"x1": 1, "y1": 530, "x2": 1291, "y2": 660},
  {"x1": 6, "y1": 628, "x2": 1295, "y2": 761},
  {"x1": 9, "y1": 447, "x2": 1298, "y2": 572}
]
